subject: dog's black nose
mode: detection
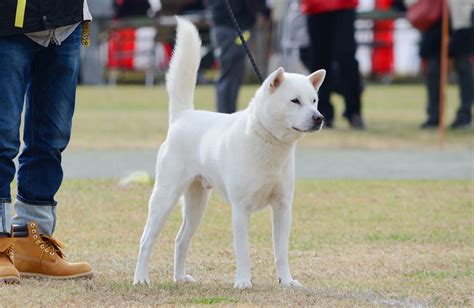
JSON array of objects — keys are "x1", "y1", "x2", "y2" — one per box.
[{"x1": 313, "y1": 115, "x2": 325, "y2": 126}]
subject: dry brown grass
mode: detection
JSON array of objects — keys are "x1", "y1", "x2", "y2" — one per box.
[{"x1": 2, "y1": 179, "x2": 472, "y2": 305}]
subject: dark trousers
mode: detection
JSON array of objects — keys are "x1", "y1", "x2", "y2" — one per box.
[
  {"x1": 214, "y1": 26, "x2": 247, "y2": 114},
  {"x1": 80, "y1": 18, "x2": 109, "y2": 85},
  {"x1": 0, "y1": 27, "x2": 81, "y2": 206},
  {"x1": 425, "y1": 56, "x2": 473, "y2": 123},
  {"x1": 307, "y1": 9, "x2": 362, "y2": 123}
]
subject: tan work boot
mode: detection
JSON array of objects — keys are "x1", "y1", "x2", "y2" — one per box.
[
  {"x1": 0, "y1": 233, "x2": 20, "y2": 284},
  {"x1": 14, "y1": 222, "x2": 93, "y2": 279}
]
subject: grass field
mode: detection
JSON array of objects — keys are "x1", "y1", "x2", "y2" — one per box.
[
  {"x1": 3, "y1": 85, "x2": 473, "y2": 305},
  {"x1": 1, "y1": 179, "x2": 473, "y2": 305},
  {"x1": 72, "y1": 84, "x2": 473, "y2": 150}
]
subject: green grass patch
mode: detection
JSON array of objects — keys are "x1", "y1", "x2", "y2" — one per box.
[
  {"x1": 72, "y1": 85, "x2": 474, "y2": 150},
  {"x1": 183, "y1": 296, "x2": 238, "y2": 304},
  {"x1": 406, "y1": 270, "x2": 474, "y2": 280},
  {"x1": 366, "y1": 232, "x2": 415, "y2": 242}
]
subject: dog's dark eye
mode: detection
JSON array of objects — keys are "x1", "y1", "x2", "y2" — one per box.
[
  {"x1": 291, "y1": 98, "x2": 300, "y2": 105},
  {"x1": 312, "y1": 99, "x2": 316, "y2": 104}
]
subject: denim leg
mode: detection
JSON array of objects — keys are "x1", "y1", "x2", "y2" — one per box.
[
  {"x1": 15, "y1": 28, "x2": 81, "y2": 209},
  {"x1": 13, "y1": 199, "x2": 56, "y2": 236},
  {"x1": 0, "y1": 35, "x2": 38, "y2": 204},
  {"x1": 454, "y1": 56, "x2": 473, "y2": 122},
  {"x1": 0, "y1": 35, "x2": 38, "y2": 234},
  {"x1": 0, "y1": 202, "x2": 13, "y2": 234}
]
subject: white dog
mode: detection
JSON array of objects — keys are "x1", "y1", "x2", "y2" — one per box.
[{"x1": 133, "y1": 18, "x2": 326, "y2": 289}]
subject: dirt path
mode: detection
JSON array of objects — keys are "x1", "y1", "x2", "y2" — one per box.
[{"x1": 60, "y1": 148, "x2": 473, "y2": 180}]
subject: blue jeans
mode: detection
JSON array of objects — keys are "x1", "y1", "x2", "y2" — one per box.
[{"x1": 0, "y1": 27, "x2": 81, "y2": 235}]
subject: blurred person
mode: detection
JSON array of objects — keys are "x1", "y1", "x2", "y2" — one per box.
[
  {"x1": 302, "y1": 0, "x2": 366, "y2": 129},
  {"x1": 266, "y1": 0, "x2": 289, "y2": 74},
  {"x1": 210, "y1": 0, "x2": 270, "y2": 114},
  {"x1": 81, "y1": 0, "x2": 115, "y2": 85},
  {"x1": 414, "y1": 0, "x2": 473, "y2": 129},
  {"x1": 115, "y1": 0, "x2": 151, "y2": 17},
  {"x1": 114, "y1": 0, "x2": 161, "y2": 17},
  {"x1": 280, "y1": 0, "x2": 311, "y2": 74},
  {"x1": 0, "y1": 0, "x2": 93, "y2": 284}
]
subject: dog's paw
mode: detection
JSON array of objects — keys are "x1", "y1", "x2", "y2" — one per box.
[
  {"x1": 133, "y1": 276, "x2": 151, "y2": 286},
  {"x1": 234, "y1": 280, "x2": 253, "y2": 289},
  {"x1": 133, "y1": 275, "x2": 150, "y2": 286},
  {"x1": 280, "y1": 279, "x2": 303, "y2": 289},
  {"x1": 174, "y1": 274, "x2": 196, "y2": 284}
]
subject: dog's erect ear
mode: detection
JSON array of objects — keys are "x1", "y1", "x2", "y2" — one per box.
[
  {"x1": 268, "y1": 67, "x2": 285, "y2": 93},
  {"x1": 308, "y1": 69, "x2": 326, "y2": 91}
]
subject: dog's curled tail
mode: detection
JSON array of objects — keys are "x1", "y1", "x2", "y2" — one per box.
[{"x1": 167, "y1": 17, "x2": 202, "y2": 123}]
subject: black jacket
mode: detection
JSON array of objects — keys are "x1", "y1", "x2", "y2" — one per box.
[
  {"x1": 210, "y1": 0, "x2": 269, "y2": 30},
  {"x1": 0, "y1": 0, "x2": 84, "y2": 37}
]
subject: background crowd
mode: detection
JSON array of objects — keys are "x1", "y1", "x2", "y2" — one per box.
[{"x1": 80, "y1": 0, "x2": 473, "y2": 131}]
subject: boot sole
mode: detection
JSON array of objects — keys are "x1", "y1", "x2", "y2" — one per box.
[
  {"x1": 20, "y1": 271, "x2": 94, "y2": 280},
  {"x1": 1, "y1": 276, "x2": 21, "y2": 284}
]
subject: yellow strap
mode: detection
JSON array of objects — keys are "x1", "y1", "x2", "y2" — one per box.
[
  {"x1": 81, "y1": 21, "x2": 91, "y2": 47},
  {"x1": 235, "y1": 31, "x2": 251, "y2": 46},
  {"x1": 15, "y1": 0, "x2": 27, "y2": 28}
]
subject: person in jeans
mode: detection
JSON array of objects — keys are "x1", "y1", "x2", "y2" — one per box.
[
  {"x1": 0, "y1": 0, "x2": 93, "y2": 284},
  {"x1": 419, "y1": 0, "x2": 473, "y2": 129},
  {"x1": 210, "y1": 0, "x2": 269, "y2": 114},
  {"x1": 302, "y1": 0, "x2": 366, "y2": 129}
]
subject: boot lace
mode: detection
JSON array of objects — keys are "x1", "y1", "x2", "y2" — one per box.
[{"x1": 38, "y1": 235, "x2": 65, "y2": 258}]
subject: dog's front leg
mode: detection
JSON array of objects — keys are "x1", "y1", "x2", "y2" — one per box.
[
  {"x1": 272, "y1": 204, "x2": 302, "y2": 288},
  {"x1": 231, "y1": 207, "x2": 252, "y2": 289}
]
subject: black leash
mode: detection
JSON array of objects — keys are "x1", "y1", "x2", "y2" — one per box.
[{"x1": 223, "y1": 0, "x2": 264, "y2": 84}]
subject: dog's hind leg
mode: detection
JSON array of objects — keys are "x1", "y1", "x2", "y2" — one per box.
[
  {"x1": 174, "y1": 180, "x2": 211, "y2": 283},
  {"x1": 133, "y1": 165, "x2": 188, "y2": 285}
]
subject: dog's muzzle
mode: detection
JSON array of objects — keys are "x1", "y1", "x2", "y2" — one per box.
[{"x1": 311, "y1": 115, "x2": 325, "y2": 131}]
